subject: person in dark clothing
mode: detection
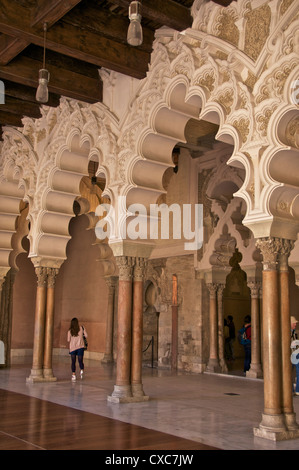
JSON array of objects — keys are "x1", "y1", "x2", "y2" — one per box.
[
  {"x1": 226, "y1": 315, "x2": 235, "y2": 361},
  {"x1": 238, "y1": 315, "x2": 251, "y2": 374}
]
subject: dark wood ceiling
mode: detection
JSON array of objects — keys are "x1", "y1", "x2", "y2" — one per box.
[{"x1": 0, "y1": 0, "x2": 235, "y2": 139}]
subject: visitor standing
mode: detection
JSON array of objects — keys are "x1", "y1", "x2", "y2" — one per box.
[
  {"x1": 227, "y1": 315, "x2": 235, "y2": 361},
  {"x1": 238, "y1": 315, "x2": 251, "y2": 374},
  {"x1": 67, "y1": 317, "x2": 88, "y2": 382}
]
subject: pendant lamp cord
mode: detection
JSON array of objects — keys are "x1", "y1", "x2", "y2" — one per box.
[{"x1": 43, "y1": 23, "x2": 47, "y2": 69}]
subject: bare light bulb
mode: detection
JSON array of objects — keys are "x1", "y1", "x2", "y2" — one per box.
[
  {"x1": 36, "y1": 68, "x2": 49, "y2": 103},
  {"x1": 127, "y1": 1, "x2": 143, "y2": 46},
  {"x1": 127, "y1": 19, "x2": 143, "y2": 46}
]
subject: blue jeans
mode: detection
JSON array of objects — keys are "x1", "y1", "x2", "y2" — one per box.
[
  {"x1": 70, "y1": 348, "x2": 85, "y2": 373},
  {"x1": 295, "y1": 362, "x2": 299, "y2": 393},
  {"x1": 244, "y1": 344, "x2": 251, "y2": 372}
]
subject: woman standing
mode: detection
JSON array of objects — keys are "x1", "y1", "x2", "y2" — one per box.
[{"x1": 67, "y1": 317, "x2": 87, "y2": 382}]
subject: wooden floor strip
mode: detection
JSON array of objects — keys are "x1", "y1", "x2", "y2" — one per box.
[{"x1": 0, "y1": 389, "x2": 219, "y2": 451}]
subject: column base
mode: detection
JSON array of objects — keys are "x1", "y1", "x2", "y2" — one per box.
[
  {"x1": 253, "y1": 413, "x2": 299, "y2": 441},
  {"x1": 132, "y1": 383, "x2": 149, "y2": 400},
  {"x1": 101, "y1": 354, "x2": 114, "y2": 364},
  {"x1": 26, "y1": 368, "x2": 57, "y2": 383},
  {"x1": 247, "y1": 364, "x2": 263, "y2": 378},
  {"x1": 284, "y1": 412, "x2": 299, "y2": 431},
  {"x1": 107, "y1": 384, "x2": 149, "y2": 403},
  {"x1": 206, "y1": 358, "x2": 221, "y2": 373},
  {"x1": 220, "y1": 359, "x2": 228, "y2": 373}
]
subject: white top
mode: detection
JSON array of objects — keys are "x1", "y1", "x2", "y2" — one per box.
[{"x1": 67, "y1": 326, "x2": 87, "y2": 353}]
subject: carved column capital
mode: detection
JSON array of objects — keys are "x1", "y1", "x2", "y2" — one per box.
[
  {"x1": 46, "y1": 268, "x2": 59, "y2": 288},
  {"x1": 207, "y1": 282, "x2": 218, "y2": 298},
  {"x1": 248, "y1": 281, "x2": 262, "y2": 298},
  {"x1": 278, "y1": 239, "x2": 295, "y2": 272},
  {"x1": 256, "y1": 237, "x2": 281, "y2": 270},
  {"x1": 35, "y1": 266, "x2": 48, "y2": 287},
  {"x1": 116, "y1": 256, "x2": 135, "y2": 281},
  {"x1": 217, "y1": 283, "x2": 225, "y2": 298},
  {"x1": 104, "y1": 275, "x2": 118, "y2": 291},
  {"x1": 133, "y1": 257, "x2": 147, "y2": 281}
]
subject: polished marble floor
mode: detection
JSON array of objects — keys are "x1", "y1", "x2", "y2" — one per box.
[{"x1": 1, "y1": 356, "x2": 299, "y2": 451}]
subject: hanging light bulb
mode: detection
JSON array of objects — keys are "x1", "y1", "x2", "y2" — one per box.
[
  {"x1": 127, "y1": 1, "x2": 143, "y2": 46},
  {"x1": 36, "y1": 23, "x2": 49, "y2": 103}
]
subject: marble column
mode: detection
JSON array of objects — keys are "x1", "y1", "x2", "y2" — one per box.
[
  {"x1": 217, "y1": 284, "x2": 227, "y2": 372},
  {"x1": 171, "y1": 274, "x2": 178, "y2": 371},
  {"x1": 207, "y1": 283, "x2": 220, "y2": 372},
  {"x1": 0, "y1": 269, "x2": 16, "y2": 367},
  {"x1": 43, "y1": 268, "x2": 59, "y2": 381},
  {"x1": 254, "y1": 237, "x2": 299, "y2": 440},
  {"x1": 247, "y1": 281, "x2": 263, "y2": 378},
  {"x1": 279, "y1": 240, "x2": 298, "y2": 431},
  {"x1": 108, "y1": 256, "x2": 135, "y2": 402},
  {"x1": 131, "y1": 257, "x2": 148, "y2": 399},
  {"x1": 102, "y1": 276, "x2": 117, "y2": 364},
  {"x1": 27, "y1": 267, "x2": 47, "y2": 383}
]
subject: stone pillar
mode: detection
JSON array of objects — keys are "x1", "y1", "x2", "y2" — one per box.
[
  {"x1": 253, "y1": 237, "x2": 299, "y2": 440},
  {"x1": 102, "y1": 276, "x2": 117, "y2": 364},
  {"x1": 43, "y1": 268, "x2": 59, "y2": 381},
  {"x1": 171, "y1": 274, "x2": 178, "y2": 371},
  {"x1": 27, "y1": 267, "x2": 47, "y2": 383},
  {"x1": 207, "y1": 283, "x2": 220, "y2": 372},
  {"x1": 0, "y1": 269, "x2": 16, "y2": 368},
  {"x1": 217, "y1": 284, "x2": 227, "y2": 372},
  {"x1": 279, "y1": 240, "x2": 298, "y2": 431},
  {"x1": 131, "y1": 257, "x2": 148, "y2": 399},
  {"x1": 108, "y1": 256, "x2": 134, "y2": 402},
  {"x1": 247, "y1": 281, "x2": 263, "y2": 378}
]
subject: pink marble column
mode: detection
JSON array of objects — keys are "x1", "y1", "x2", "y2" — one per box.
[
  {"x1": 131, "y1": 257, "x2": 148, "y2": 399},
  {"x1": 279, "y1": 240, "x2": 298, "y2": 431},
  {"x1": 254, "y1": 237, "x2": 299, "y2": 440},
  {"x1": 43, "y1": 268, "x2": 59, "y2": 381},
  {"x1": 217, "y1": 284, "x2": 227, "y2": 372},
  {"x1": 27, "y1": 267, "x2": 47, "y2": 383},
  {"x1": 247, "y1": 281, "x2": 262, "y2": 378},
  {"x1": 171, "y1": 274, "x2": 178, "y2": 371},
  {"x1": 102, "y1": 276, "x2": 117, "y2": 364},
  {"x1": 108, "y1": 256, "x2": 134, "y2": 402},
  {"x1": 207, "y1": 283, "x2": 220, "y2": 372}
]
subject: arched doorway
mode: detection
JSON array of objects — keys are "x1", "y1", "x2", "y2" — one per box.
[{"x1": 223, "y1": 249, "x2": 251, "y2": 374}]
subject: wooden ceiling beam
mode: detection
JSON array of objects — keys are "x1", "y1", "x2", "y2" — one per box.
[
  {"x1": 0, "y1": 0, "x2": 150, "y2": 78},
  {"x1": 0, "y1": 55, "x2": 102, "y2": 104},
  {"x1": 0, "y1": 110, "x2": 23, "y2": 127},
  {"x1": 0, "y1": 33, "x2": 29, "y2": 66},
  {"x1": 32, "y1": 0, "x2": 83, "y2": 29},
  {"x1": 0, "y1": 96, "x2": 42, "y2": 119},
  {"x1": 0, "y1": 1, "x2": 83, "y2": 65},
  {"x1": 62, "y1": 2, "x2": 154, "y2": 53},
  {"x1": 4, "y1": 79, "x2": 61, "y2": 107}
]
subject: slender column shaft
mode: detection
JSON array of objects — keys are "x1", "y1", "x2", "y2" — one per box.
[
  {"x1": 171, "y1": 274, "x2": 178, "y2": 371},
  {"x1": 262, "y1": 269, "x2": 282, "y2": 415},
  {"x1": 28, "y1": 267, "x2": 47, "y2": 381},
  {"x1": 43, "y1": 268, "x2": 59, "y2": 380},
  {"x1": 247, "y1": 282, "x2": 262, "y2": 378},
  {"x1": 102, "y1": 276, "x2": 117, "y2": 364},
  {"x1": 109, "y1": 256, "x2": 134, "y2": 400},
  {"x1": 131, "y1": 258, "x2": 147, "y2": 396},
  {"x1": 279, "y1": 240, "x2": 298, "y2": 430},
  {"x1": 217, "y1": 284, "x2": 226, "y2": 372},
  {"x1": 207, "y1": 283, "x2": 220, "y2": 372}
]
